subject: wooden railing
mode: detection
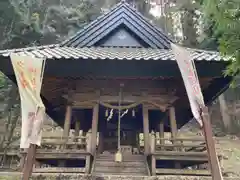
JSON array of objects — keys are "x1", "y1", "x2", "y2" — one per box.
[
  {"x1": 154, "y1": 137, "x2": 207, "y2": 152},
  {"x1": 148, "y1": 132, "x2": 210, "y2": 176},
  {"x1": 40, "y1": 136, "x2": 88, "y2": 150}
]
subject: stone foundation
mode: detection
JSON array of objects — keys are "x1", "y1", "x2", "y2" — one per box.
[{"x1": 0, "y1": 173, "x2": 238, "y2": 180}]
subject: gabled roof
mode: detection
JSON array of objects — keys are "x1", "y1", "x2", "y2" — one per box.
[{"x1": 60, "y1": 1, "x2": 172, "y2": 49}]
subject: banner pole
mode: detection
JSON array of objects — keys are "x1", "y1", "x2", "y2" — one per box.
[
  {"x1": 201, "y1": 106, "x2": 223, "y2": 180},
  {"x1": 22, "y1": 144, "x2": 37, "y2": 180}
]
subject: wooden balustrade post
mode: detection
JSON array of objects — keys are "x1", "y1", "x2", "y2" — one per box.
[
  {"x1": 169, "y1": 106, "x2": 181, "y2": 168},
  {"x1": 143, "y1": 105, "x2": 150, "y2": 155},
  {"x1": 159, "y1": 119, "x2": 164, "y2": 150},
  {"x1": 74, "y1": 113, "x2": 81, "y2": 149},
  {"x1": 85, "y1": 130, "x2": 92, "y2": 174},
  {"x1": 98, "y1": 131, "x2": 104, "y2": 154},
  {"x1": 150, "y1": 131, "x2": 156, "y2": 175},
  {"x1": 74, "y1": 119, "x2": 80, "y2": 141},
  {"x1": 201, "y1": 106, "x2": 223, "y2": 180}
]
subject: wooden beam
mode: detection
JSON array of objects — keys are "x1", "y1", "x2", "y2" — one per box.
[
  {"x1": 201, "y1": 106, "x2": 223, "y2": 180},
  {"x1": 66, "y1": 93, "x2": 179, "y2": 110},
  {"x1": 143, "y1": 105, "x2": 150, "y2": 155},
  {"x1": 90, "y1": 104, "x2": 99, "y2": 155},
  {"x1": 65, "y1": 93, "x2": 177, "y2": 103}
]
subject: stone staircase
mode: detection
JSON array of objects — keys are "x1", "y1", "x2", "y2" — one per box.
[{"x1": 92, "y1": 154, "x2": 149, "y2": 176}]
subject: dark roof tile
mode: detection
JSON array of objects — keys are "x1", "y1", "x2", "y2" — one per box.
[
  {"x1": 60, "y1": 1, "x2": 172, "y2": 49},
  {"x1": 0, "y1": 46, "x2": 228, "y2": 62}
]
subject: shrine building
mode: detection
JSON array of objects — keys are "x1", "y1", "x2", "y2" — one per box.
[{"x1": 0, "y1": 1, "x2": 231, "y2": 177}]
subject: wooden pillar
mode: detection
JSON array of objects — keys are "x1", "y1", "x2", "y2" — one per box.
[
  {"x1": 169, "y1": 107, "x2": 180, "y2": 168},
  {"x1": 91, "y1": 104, "x2": 99, "y2": 155},
  {"x1": 159, "y1": 119, "x2": 164, "y2": 150},
  {"x1": 143, "y1": 105, "x2": 150, "y2": 155},
  {"x1": 59, "y1": 105, "x2": 72, "y2": 167},
  {"x1": 202, "y1": 106, "x2": 223, "y2": 180},
  {"x1": 63, "y1": 105, "x2": 72, "y2": 144}
]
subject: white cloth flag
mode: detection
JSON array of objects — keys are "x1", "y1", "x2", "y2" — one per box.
[
  {"x1": 171, "y1": 43, "x2": 205, "y2": 126},
  {"x1": 10, "y1": 54, "x2": 46, "y2": 148}
]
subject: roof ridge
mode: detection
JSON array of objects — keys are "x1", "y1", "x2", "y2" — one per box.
[
  {"x1": 60, "y1": 1, "x2": 172, "y2": 49},
  {"x1": 121, "y1": 3, "x2": 173, "y2": 44},
  {"x1": 60, "y1": 2, "x2": 124, "y2": 47}
]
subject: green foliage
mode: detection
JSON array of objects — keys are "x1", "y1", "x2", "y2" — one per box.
[
  {"x1": 0, "y1": 73, "x2": 6, "y2": 89},
  {"x1": 0, "y1": 0, "x2": 102, "y2": 49},
  {"x1": 202, "y1": 0, "x2": 240, "y2": 77}
]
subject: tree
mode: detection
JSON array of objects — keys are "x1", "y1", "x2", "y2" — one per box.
[
  {"x1": 202, "y1": 0, "x2": 240, "y2": 77},
  {"x1": 0, "y1": 0, "x2": 102, "y2": 49}
]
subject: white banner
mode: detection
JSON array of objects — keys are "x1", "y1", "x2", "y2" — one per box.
[
  {"x1": 10, "y1": 54, "x2": 46, "y2": 148},
  {"x1": 171, "y1": 43, "x2": 205, "y2": 126}
]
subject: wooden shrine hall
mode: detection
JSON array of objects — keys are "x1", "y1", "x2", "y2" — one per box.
[{"x1": 0, "y1": 1, "x2": 231, "y2": 178}]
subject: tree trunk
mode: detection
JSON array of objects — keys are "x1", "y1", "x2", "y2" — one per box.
[{"x1": 219, "y1": 94, "x2": 231, "y2": 131}]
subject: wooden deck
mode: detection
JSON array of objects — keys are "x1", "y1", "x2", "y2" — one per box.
[
  {"x1": 0, "y1": 135, "x2": 221, "y2": 177},
  {"x1": 148, "y1": 136, "x2": 215, "y2": 176}
]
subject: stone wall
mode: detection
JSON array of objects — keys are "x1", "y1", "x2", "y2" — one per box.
[{"x1": 0, "y1": 174, "x2": 238, "y2": 180}]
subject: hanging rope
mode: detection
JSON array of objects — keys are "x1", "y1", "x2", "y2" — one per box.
[{"x1": 117, "y1": 85, "x2": 123, "y2": 151}]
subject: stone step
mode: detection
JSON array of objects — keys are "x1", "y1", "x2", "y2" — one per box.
[{"x1": 93, "y1": 154, "x2": 148, "y2": 176}]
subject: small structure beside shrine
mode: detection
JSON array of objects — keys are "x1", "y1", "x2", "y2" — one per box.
[{"x1": 0, "y1": 1, "x2": 231, "y2": 178}]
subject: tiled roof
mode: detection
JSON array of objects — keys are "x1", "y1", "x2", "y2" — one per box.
[
  {"x1": 60, "y1": 1, "x2": 172, "y2": 49},
  {"x1": 0, "y1": 46, "x2": 228, "y2": 61}
]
